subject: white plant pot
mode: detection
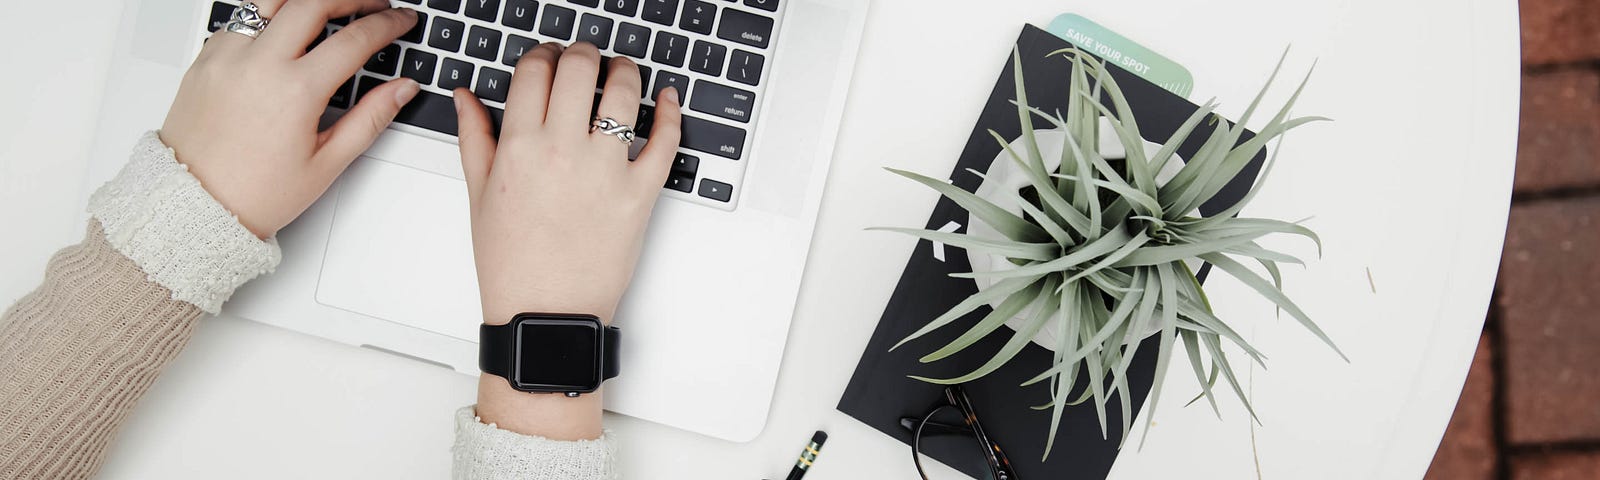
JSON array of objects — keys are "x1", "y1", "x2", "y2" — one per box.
[{"x1": 966, "y1": 120, "x2": 1185, "y2": 351}]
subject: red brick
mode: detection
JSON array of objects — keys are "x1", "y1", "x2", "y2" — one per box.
[
  {"x1": 1516, "y1": 70, "x2": 1600, "y2": 193},
  {"x1": 1511, "y1": 450, "x2": 1600, "y2": 480},
  {"x1": 1424, "y1": 334, "x2": 1498, "y2": 480},
  {"x1": 1498, "y1": 197, "x2": 1600, "y2": 444},
  {"x1": 1522, "y1": 0, "x2": 1600, "y2": 65}
]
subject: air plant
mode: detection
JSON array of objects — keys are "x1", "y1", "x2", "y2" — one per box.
[{"x1": 878, "y1": 47, "x2": 1342, "y2": 458}]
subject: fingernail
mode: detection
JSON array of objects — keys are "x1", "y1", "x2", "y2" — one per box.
[
  {"x1": 395, "y1": 79, "x2": 420, "y2": 106},
  {"x1": 663, "y1": 86, "x2": 680, "y2": 105},
  {"x1": 453, "y1": 92, "x2": 464, "y2": 113}
]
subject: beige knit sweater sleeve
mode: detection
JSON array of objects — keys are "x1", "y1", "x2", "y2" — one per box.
[{"x1": 0, "y1": 222, "x2": 203, "y2": 478}]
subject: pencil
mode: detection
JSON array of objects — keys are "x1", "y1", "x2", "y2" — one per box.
[{"x1": 784, "y1": 430, "x2": 828, "y2": 480}]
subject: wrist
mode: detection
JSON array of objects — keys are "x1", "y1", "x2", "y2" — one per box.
[{"x1": 480, "y1": 292, "x2": 618, "y2": 326}]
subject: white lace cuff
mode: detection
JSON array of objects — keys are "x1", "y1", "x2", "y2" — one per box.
[
  {"x1": 87, "y1": 131, "x2": 281, "y2": 313},
  {"x1": 452, "y1": 406, "x2": 618, "y2": 480}
]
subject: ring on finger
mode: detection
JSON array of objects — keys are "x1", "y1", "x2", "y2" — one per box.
[
  {"x1": 223, "y1": 2, "x2": 271, "y2": 39},
  {"x1": 590, "y1": 117, "x2": 636, "y2": 145}
]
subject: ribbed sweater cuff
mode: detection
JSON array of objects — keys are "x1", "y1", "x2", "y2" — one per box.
[
  {"x1": 87, "y1": 131, "x2": 281, "y2": 313},
  {"x1": 451, "y1": 406, "x2": 618, "y2": 480}
]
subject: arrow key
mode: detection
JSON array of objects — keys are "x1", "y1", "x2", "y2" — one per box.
[{"x1": 698, "y1": 178, "x2": 733, "y2": 202}]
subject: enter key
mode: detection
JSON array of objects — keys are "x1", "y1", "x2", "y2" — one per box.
[{"x1": 689, "y1": 81, "x2": 756, "y2": 123}]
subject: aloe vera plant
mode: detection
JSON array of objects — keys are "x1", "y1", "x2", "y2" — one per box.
[{"x1": 880, "y1": 48, "x2": 1340, "y2": 459}]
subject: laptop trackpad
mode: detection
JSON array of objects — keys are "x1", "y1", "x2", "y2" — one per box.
[{"x1": 316, "y1": 158, "x2": 481, "y2": 342}]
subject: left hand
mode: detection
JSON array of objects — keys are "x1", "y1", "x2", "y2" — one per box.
[{"x1": 160, "y1": 0, "x2": 421, "y2": 238}]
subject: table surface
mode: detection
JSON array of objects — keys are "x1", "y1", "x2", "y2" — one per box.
[{"x1": 0, "y1": 0, "x2": 1519, "y2": 478}]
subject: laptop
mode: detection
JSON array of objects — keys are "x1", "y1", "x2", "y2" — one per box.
[{"x1": 84, "y1": 0, "x2": 868, "y2": 442}]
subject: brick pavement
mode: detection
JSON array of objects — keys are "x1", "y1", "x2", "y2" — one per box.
[{"x1": 1424, "y1": 1, "x2": 1600, "y2": 478}]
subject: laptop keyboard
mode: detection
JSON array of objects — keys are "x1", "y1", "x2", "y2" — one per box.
[{"x1": 203, "y1": 0, "x2": 784, "y2": 209}]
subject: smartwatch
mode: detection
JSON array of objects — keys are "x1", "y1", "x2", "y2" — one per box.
[{"x1": 480, "y1": 313, "x2": 620, "y2": 397}]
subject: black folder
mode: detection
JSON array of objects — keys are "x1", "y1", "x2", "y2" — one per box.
[{"x1": 837, "y1": 24, "x2": 1266, "y2": 479}]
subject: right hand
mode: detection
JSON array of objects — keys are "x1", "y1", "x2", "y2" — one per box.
[
  {"x1": 453, "y1": 42, "x2": 681, "y2": 440},
  {"x1": 453, "y1": 42, "x2": 682, "y2": 328}
]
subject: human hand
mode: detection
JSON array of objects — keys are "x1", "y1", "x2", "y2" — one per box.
[
  {"x1": 160, "y1": 0, "x2": 420, "y2": 238},
  {"x1": 454, "y1": 42, "x2": 682, "y2": 328}
]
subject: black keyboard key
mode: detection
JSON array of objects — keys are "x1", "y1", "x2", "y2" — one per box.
[
  {"x1": 439, "y1": 58, "x2": 475, "y2": 91},
  {"x1": 650, "y1": 32, "x2": 688, "y2": 67},
  {"x1": 357, "y1": 75, "x2": 381, "y2": 100},
  {"x1": 428, "y1": 0, "x2": 462, "y2": 13},
  {"x1": 402, "y1": 12, "x2": 428, "y2": 42},
  {"x1": 397, "y1": 88, "x2": 461, "y2": 135},
  {"x1": 672, "y1": 153, "x2": 698, "y2": 174},
  {"x1": 698, "y1": 178, "x2": 732, "y2": 202},
  {"x1": 665, "y1": 172, "x2": 694, "y2": 193},
  {"x1": 689, "y1": 80, "x2": 753, "y2": 122},
  {"x1": 329, "y1": 77, "x2": 355, "y2": 109},
  {"x1": 330, "y1": 15, "x2": 351, "y2": 26},
  {"x1": 569, "y1": 0, "x2": 599, "y2": 6},
  {"x1": 539, "y1": 4, "x2": 577, "y2": 39},
  {"x1": 576, "y1": 14, "x2": 614, "y2": 49},
  {"x1": 397, "y1": 0, "x2": 421, "y2": 3},
  {"x1": 429, "y1": 17, "x2": 466, "y2": 52},
  {"x1": 503, "y1": 0, "x2": 538, "y2": 30},
  {"x1": 365, "y1": 43, "x2": 402, "y2": 75},
  {"x1": 475, "y1": 66, "x2": 513, "y2": 102},
  {"x1": 466, "y1": 26, "x2": 502, "y2": 61},
  {"x1": 641, "y1": 0, "x2": 677, "y2": 26},
  {"x1": 679, "y1": 0, "x2": 715, "y2": 35},
  {"x1": 502, "y1": 34, "x2": 539, "y2": 66},
  {"x1": 401, "y1": 48, "x2": 439, "y2": 84},
  {"x1": 651, "y1": 70, "x2": 689, "y2": 101},
  {"x1": 486, "y1": 105, "x2": 506, "y2": 137},
  {"x1": 727, "y1": 49, "x2": 763, "y2": 85},
  {"x1": 716, "y1": 8, "x2": 772, "y2": 48},
  {"x1": 743, "y1": 0, "x2": 776, "y2": 12},
  {"x1": 688, "y1": 40, "x2": 725, "y2": 76},
  {"x1": 614, "y1": 22, "x2": 651, "y2": 58},
  {"x1": 635, "y1": 103, "x2": 655, "y2": 137},
  {"x1": 681, "y1": 115, "x2": 745, "y2": 159},
  {"x1": 466, "y1": 0, "x2": 501, "y2": 22},
  {"x1": 605, "y1": 0, "x2": 640, "y2": 16},
  {"x1": 207, "y1": 2, "x2": 233, "y2": 32}
]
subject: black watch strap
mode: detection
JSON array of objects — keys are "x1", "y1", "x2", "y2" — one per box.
[{"x1": 479, "y1": 319, "x2": 620, "y2": 388}]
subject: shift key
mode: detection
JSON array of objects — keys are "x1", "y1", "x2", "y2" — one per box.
[
  {"x1": 681, "y1": 115, "x2": 746, "y2": 159},
  {"x1": 689, "y1": 81, "x2": 755, "y2": 123}
]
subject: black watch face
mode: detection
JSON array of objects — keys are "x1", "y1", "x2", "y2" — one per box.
[{"x1": 513, "y1": 318, "x2": 602, "y2": 391}]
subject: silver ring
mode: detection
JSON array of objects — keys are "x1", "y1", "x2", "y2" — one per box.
[
  {"x1": 590, "y1": 117, "x2": 636, "y2": 145},
  {"x1": 223, "y1": 2, "x2": 270, "y2": 39}
]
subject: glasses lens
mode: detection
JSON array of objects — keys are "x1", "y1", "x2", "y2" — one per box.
[{"x1": 911, "y1": 406, "x2": 1002, "y2": 480}]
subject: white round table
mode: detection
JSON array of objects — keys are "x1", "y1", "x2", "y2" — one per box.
[{"x1": 0, "y1": 0, "x2": 1517, "y2": 478}]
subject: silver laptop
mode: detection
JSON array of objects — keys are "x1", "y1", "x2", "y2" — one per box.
[{"x1": 85, "y1": 0, "x2": 867, "y2": 442}]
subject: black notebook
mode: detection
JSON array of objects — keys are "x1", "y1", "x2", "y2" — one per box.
[{"x1": 837, "y1": 24, "x2": 1265, "y2": 479}]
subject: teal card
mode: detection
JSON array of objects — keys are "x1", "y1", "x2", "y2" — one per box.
[{"x1": 1045, "y1": 14, "x2": 1194, "y2": 98}]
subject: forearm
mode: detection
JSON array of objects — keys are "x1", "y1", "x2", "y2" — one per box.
[
  {"x1": 0, "y1": 132, "x2": 280, "y2": 479},
  {"x1": 0, "y1": 222, "x2": 204, "y2": 479}
]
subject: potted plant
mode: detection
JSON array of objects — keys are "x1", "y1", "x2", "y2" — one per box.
[{"x1": 877, "y1": 47, "x2": 1343, "y2": 457}]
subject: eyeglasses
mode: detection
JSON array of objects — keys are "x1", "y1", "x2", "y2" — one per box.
[{"x1": 899, "y1": 385, "x2": 1019, "y2": 480}]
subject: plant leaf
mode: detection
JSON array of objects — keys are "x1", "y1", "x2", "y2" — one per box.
[
  {"x1": 955, "y1": 225, "x2": 1134, "y2": 279},
  {"x1": 891, "y1": 275, "x2": 1041, "y2": 351},
  {"x1": 1200, "y1": 253, "x2": 1347, "y2": 361},
  {"x1": 868, "y1": 227, "x2": 1059, "y2": 262},
  {"x1": 919, "y1": 280, "x2": 1048, "y2": 363},
  {"x1": 886, "y1": 168, "x2": 1047, "y2": 243}
]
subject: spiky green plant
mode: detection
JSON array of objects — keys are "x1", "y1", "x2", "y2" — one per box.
[{"x1": 878, "y1": 48, "x2": 1342, "y2": 459}]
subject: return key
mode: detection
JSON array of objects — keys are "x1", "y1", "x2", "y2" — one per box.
[{"x1": 690, "y1": 81, "x2": 756, "y2": 123}]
